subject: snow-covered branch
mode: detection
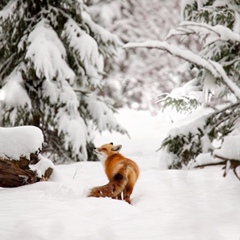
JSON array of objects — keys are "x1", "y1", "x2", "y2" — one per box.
[
  {"x1": 124, "y1": 41, "x2": 240, "y2": 99},
  {"x1": 26, "y1": 18, "x2": 75, "y2": 82},
  {"x1": 180, "y1": 21, "x2": 240, "y2": 42}
]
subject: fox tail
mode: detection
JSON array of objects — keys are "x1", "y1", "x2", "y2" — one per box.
[{"x1": 88, "y1": 173, "x2": 127, "y2": 199}]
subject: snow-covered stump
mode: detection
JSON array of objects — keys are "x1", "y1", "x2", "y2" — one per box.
[{"x1": 0, "y1": 126, "x2": 48, "y2": 187}]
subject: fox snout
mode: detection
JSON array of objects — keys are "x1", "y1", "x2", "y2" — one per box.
[
  {"x1": 93, "y1": 147, "x2": 105, "y2": 156},
  {"x1": 93, "y1": 147, "x2": 99, "y2": 154}
]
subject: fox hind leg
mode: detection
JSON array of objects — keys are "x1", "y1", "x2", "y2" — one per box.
[
  {"x1": 117, "y1": 192, "x2": 122, "y2": 200},
  {"x1": 112, "y1": 193, "x2": 122, "y2": 200},
  {"x1": 123, "y1": 186, "x2": 133, "y2": 204}
]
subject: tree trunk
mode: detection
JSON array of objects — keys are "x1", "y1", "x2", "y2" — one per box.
[{"x1": 0, "y1": 157, "x2": 38, "y2": 188}]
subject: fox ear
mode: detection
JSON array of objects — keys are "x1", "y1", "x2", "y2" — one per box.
[{"x1": 111, "y1": 144, "x2": 122, "y2": 152}]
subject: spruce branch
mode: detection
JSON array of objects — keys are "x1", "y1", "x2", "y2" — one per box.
[
  {"x1": 180, "y1": 22, "x2": 221, "y2": 38},
  {"x1": 124, "y1": 41, "x2": 240, "y2": 99}
]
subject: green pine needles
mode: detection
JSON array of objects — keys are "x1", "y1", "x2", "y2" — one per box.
[{"x1": 159, "y1": 0, "x2": 240, "y2": 168}]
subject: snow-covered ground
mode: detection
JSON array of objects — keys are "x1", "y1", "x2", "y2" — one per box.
[{"x1": 0, "y1": 109, "x2": 240, "y2": 240}]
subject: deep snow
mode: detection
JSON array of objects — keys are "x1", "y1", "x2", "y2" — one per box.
[{"x1": 0, "y1": 109, "x2": 240, "y2": 240}]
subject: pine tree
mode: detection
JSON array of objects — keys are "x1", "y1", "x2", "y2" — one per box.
[
  {"x1": 124, "y1": 0, "x2": 240, "y2": 169},
  {"x1": 160, "y1": 0, "x2": 240, "y2": 169},
  {"x1": 0, "y1": 0, "x2": 126, "y2": 163}
]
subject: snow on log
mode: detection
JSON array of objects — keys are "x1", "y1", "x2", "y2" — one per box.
[
  {"x1": 0, "y1": 126, "x2": 44, "y2": 160},
  {"x1": 30, "y1": 155, "x2": 55, "y2": 181},
  {"x1": 0, "y1": 126, "x2": 45, "y2": 187}
]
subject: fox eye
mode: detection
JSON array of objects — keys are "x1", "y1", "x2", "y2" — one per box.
[{"x1": 102, "y1": 148, "x2": 107, "y2": 151}]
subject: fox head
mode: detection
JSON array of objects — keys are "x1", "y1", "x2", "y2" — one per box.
[{"x1": 94, "y1": 142, "x2": 122, "y2": 162}]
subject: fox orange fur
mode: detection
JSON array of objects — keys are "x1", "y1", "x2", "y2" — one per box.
[{"x1": 88, "y1": 143, "x2": 139, "y2": 204}]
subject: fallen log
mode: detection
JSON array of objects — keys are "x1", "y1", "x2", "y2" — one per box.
[
  {"x1": 0, "y1": 126, "x2": 54, "y2": 187},
  {"x1": 0, "y1": 157, "x2": 38, "y2": 188}
]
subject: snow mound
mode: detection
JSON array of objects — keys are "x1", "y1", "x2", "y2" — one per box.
[
  {"x1": 0, "y1": 126, "x2": 44, "y2": 160},
  {"x1": 30, "y1": 155, "x2": 66, "y2": 182}
]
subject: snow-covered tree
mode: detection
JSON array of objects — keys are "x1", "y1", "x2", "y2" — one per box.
[
  {"x1": 0, "y1": 0, "x2": 126, "y2": 163},
  {"x1": 88, "y1": 0, "x2": 192, "y2": 112},
  {"x1": 124, "y1": 0, "x2": 240, "y2": 169}
]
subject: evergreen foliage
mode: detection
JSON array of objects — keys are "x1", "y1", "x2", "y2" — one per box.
[
  {"x1": 161, "y1": 102, "x2": 240, "y2": 169},
  {"x1": 159, "y1": 0, "x2": 240, "y2": 168},
  {"x1": 0, "y1": 0, "x2": 126, "y2": 162},
  {"x1": 123, "y1": 0, "x2": 240, "y2": 169}
]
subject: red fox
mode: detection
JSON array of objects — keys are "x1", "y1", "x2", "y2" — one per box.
[{"x1": 88, "y1": 142, "x2": 139, "y2": 204}]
